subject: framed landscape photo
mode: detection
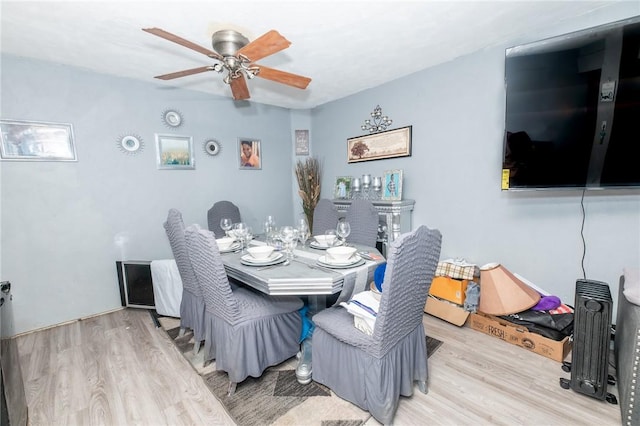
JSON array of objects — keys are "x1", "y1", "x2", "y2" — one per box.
[
  {"x1": 382, "y1": 169, "x2": 403, "y2": 201},
  {"x1": 347, "y1": 126, "x2": 412, "y2": 163},
  {"x1": 238, "y1": 137, "x2": 261, "y2": 170},
  {"x1": 155, "y1": 134, "x2": 195, "y2": 170},
  {"x1": 0, "y1": 119, "x2": 77, "y2": 161},
  {"x1": 334, "y1": 176, "x2": 353, "y2": 199}
]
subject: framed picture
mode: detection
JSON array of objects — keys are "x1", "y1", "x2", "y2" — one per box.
[
  {"x1": 334, "y1": 176, "x2": 353, "y2": 199},
  {"x1": 347, "y1": 125, "x2": 412, "y2": 163},
  {"x1": 0, "y1": 119, "x2": 77, "y2": 161},
  {"x1": 155, "y1": 134, "x2": 194, "y2": 170},
  {"x1": 239, "y1": 137, "x2": 261, "y2": 170},
  {"x1": 295, "y1": 129, "x2": 309, "y2": 156},
  {"x1": 382, "y1": 169, "x2": 403, "y2": 201}
]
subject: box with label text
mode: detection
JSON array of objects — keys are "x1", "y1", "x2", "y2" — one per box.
[{"x1": 467, "y1": 312, "x2": 571, "y2": 362}]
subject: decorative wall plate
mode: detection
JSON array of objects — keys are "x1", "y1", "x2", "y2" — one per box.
[
  {"x1": 161, "y1": 109, "x2": 183, "y2": 128},
  {"x1": 117, "y1": 134, "x2": 143, "y2": 154},
  {"x1": 204, "y1": 139, "x2": 222, "y2": 156}
]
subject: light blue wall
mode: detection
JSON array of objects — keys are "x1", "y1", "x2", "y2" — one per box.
[
  {"x1": 1, "y1": 55, "x2": 297, "y2": 333},
  {"x1": 311, "y1": 7, "x2": 640, "y2": 312},
  {"x1": 3, "y1": 4, "x2": 639, "y2": 334}
]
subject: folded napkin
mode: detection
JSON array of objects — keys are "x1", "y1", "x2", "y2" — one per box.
[{"x1": 340, "y1": 291, "x2": 380, "y2": 335}]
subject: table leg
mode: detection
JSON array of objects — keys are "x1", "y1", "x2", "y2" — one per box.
[{"x1": 296, "y1": 336, "x2": 313, "y2": 385}]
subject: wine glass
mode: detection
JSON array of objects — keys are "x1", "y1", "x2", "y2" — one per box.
[
  {"x1": 296, "y1": 217, "x2": 309, "y2": 247},
  {"x1": 336, "y1": 219, "x2": 351, "y2": 246},
  {"x1": 220, "y1": 218, "x2": 233, "y2": 237},
  {"x1": 233, "y1": 222, "x2": 249, "y2": 254}
]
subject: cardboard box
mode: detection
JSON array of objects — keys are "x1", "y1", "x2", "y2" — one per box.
[
  {"x1": 429, "y1": 276, "x2": 469, "y2": 305},
  {"x1": 467, "y1": 312, "x2": 572, "y2": 362},
  {"x1": 424, "y1": 296, "x2": 470, "y2": 326},
  {"x1": 435, "y1": 260, "x2": 478, "y2": 280}
]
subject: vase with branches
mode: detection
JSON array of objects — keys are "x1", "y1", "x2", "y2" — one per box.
[{"x1": 295, "y1": 157, "x2": 321, "y2": 234}]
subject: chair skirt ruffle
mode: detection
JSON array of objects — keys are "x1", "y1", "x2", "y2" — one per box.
[
  {"x1": 312, "y1": 320, "x2": 427, "y2": 425},
  {"x1": 180, "y1": 288, "x2": 206, "y2": 342}
]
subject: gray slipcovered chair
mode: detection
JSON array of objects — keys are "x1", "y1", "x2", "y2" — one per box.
[
  {"x1": 185, "y1": 224, "x2": 304, "y2": 395},
  {"x1": 207, "y1": 200, "x2": 241, "y2": 238},
  {"x1": 311, "y1": 225, "x2": 442, "y2": 425},
  {"x1": 345, "y1": 198, "x2": 379, "y2": 247},
  {"x1": 312, "y1": 198, "x2": 340, "y2": 236},
  {"x1": 163, "y1": 208, "x2": 205, "y2": 354}
]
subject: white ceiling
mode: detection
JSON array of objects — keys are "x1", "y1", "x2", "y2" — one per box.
[{"x1": 0, "y1": 1, "x2": 627, "y2": 109}]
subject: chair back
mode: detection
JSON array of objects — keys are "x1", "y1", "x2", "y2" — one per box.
[
  {"x1": 163, "y1": 209, "x2": 201, "y2": 297},
  {"x1": 372, "y1": 225, "x2": 442, "y2": 354},
  {"x1": 345, "y1": 199, "x2": 379, "y2": 247},
  {"x1": 185, "y1": 225, "x2": 240, "y2": 323},
  {"x1": 312, "y1": 198, "x2": 340, "y2": 236},
  {"x1": 207, "y1": 201, "x2": 241, "y2": 237}
]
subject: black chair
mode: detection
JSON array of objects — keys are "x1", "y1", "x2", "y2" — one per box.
[
  {"x1": 311, "y1": 225, "x2": 442, "y2": 424},
  {"x1": 207, "y1": 200, "x2": 241, "y2": 238}
]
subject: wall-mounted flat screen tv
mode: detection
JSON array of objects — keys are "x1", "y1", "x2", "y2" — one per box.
[{"x1": 502, "y1": 16, "x2": 640, "y2": 190}]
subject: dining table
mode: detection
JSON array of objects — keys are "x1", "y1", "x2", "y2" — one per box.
[
  {"x1": 219, "y1": 238, "x2": 385, "y2": 311},
  {"x1": 218, "y1": 238, "x2": 385, "y2": 384}
]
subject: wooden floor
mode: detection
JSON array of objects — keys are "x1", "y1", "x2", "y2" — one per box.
[{"x1": 16, "y1": 308, "x2": 622, "y2": 425}]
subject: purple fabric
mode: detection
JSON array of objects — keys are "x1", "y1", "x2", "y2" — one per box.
[{"x1": 532, "y1": 295, "x2": 561, "y2": 311}]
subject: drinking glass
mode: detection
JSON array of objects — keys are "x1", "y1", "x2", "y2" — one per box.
[
  {"x1": 296, "y1": 217, "x2": 309, "y2": 247},
  {"x1": 280, "y1": 226, "x2": 298, "y2": 259},
  {"x1": 220, "y1": 218, "x2": 233, "y2": 237},
  {"x1": 336, "y1": 219, "x2": 351, "y2": 246}
]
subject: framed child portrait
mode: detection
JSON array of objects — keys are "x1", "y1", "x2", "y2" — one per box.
[
  {"x1": 334, "y1": 176, "x2": 352, "y2": 199},
  {"x1": 382, "y1": 169, "x2": 403, "y2": 200},
  {"x1": 238, "y1": 137, "x2": 261, "y2": 170}
]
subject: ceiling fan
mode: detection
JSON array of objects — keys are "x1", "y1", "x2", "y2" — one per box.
[{"x1": 142, "y1": 27, "x2": 312, "y2": 101}]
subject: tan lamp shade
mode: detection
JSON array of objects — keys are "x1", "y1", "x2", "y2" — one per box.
[{"x1": 479, "y1": 263, "x2": 541, "y2": 316}]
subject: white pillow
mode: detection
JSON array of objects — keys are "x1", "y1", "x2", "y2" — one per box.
[{"x1": 623, "y1": 267, "x2": 640, "y2": 306}]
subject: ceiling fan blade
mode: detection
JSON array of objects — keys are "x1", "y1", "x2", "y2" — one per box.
[
  {"x1": 237, "y1": 30, "x2": 291, "y2": 62},
  {"x1": 230, "y1": 75, "x2": 250, "y2": 100},
  {"x1": 154, "y1": 66, "x2": 214, "y2": 80},
  {"x1": 255, "y1": 65, "x2": 311, "y2": 90},
  {"x1": 142, "y1": 27, "x2": 222, "y2": 60}
]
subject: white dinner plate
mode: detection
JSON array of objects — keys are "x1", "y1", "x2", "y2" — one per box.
[
  {"x1": 240, "y1": 252, "x2": 284, "y2": 266},
  {"x1": 310, "y1": 240, "x2": 344, "y2": 250},
  {"x1": 219, "y1": 242, "x2": 242, "y2": 253},
  {"x1": 317, "y1": 255, "x2": 365, "y2": 269}
]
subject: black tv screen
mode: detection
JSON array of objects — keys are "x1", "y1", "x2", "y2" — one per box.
[{"x1": 502, "y1": 16, "x2": 640, "y2": 190}]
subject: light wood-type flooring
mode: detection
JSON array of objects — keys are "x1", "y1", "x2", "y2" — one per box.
[{"x1": 16, "y1": 308, "x2": 621, "y2": 425}]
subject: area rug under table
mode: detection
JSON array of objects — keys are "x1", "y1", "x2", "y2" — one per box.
[{"x1": 158, "y1": 316, "x2": 443, "y2": 426}]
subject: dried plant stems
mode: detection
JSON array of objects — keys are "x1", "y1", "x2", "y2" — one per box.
[{"x1": 295, "y1": 157, "x2": 321, "y2": 234}]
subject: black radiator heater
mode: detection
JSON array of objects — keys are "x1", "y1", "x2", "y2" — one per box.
[{"x1": 561, "y1": 279, "x2": 615, "y2": 402}]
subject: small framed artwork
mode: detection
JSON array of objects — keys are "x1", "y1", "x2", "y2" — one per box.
[
  {"x1": 334, "y1": 176, "x2": 353, "y2": 199},
  {"x1": 347, "y1": 125, "x2": 412, "y2": 163},
  {"x1": 0, "y1": 119, "x2": 77, "y2": 161},
  {"x1": 382, "y1": 169, "x2": 403, "y2": 201},
  {"x1": 155, "y1": 134, "x2": 195, "y2": 170},
  {"x1": 295, "y1": 129, "x2": 309, "y2": 156},
  {"x1": 239, "y1": 137, "x2": 261, "y2": 170}
]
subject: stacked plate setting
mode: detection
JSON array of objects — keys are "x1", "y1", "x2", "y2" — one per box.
[{"x1": 240, "y1": 251, "x2": 286, "y2": 267}]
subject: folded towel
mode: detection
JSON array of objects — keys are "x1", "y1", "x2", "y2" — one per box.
[{"x1": 340, "y1": 291, "x2": 381, "y2": 335}]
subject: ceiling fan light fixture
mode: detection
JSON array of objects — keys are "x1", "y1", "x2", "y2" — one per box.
[{"x1": 211, "y1": 29, "x2": 249, "y2": 56}]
